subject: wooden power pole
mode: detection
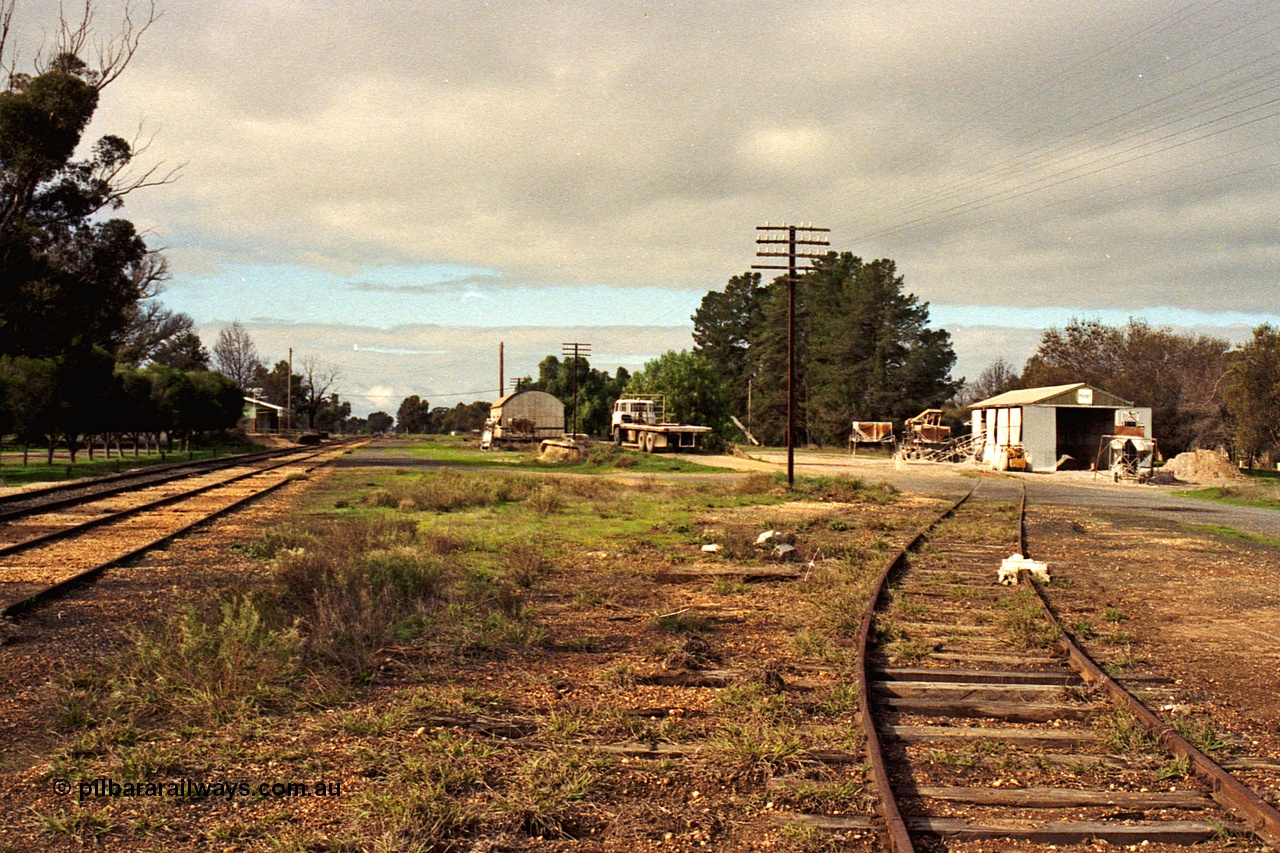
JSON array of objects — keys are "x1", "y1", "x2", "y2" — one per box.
[
  {"x1": 560, "y1": 342, "x2": 592, "y2": 438},
  {"x1": 753, "y1": 223, "x2": 830, "y2": 489}
]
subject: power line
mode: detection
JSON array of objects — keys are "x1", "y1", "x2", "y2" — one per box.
[{"x1": 822, "y1": 1, "x2": 1280, "y2": 243}]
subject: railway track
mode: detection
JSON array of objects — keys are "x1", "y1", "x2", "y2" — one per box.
[
  {"x1": 834, "y1": 485, "x2": 1280, "y2": 852},
  {"x1": 0, "y1": 439, "x2": 366, "y2": 619},
  {"x1": 0, "y1": 444, "x2": 305, "y2": 524}
]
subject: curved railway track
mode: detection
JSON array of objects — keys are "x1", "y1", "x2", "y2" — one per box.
[
  {"x1": 0, "y1": 439, "x2": 366, "y2": 619},
  {"x1": 847, "y1": 485, "x2": 1280, "y2": 852}
]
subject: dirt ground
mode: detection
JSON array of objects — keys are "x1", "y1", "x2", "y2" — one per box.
[{"x1": 0, "y1": 448, "x2": 1278, "y2": 851}]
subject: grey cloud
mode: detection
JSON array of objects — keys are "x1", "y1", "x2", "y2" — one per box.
[{"x1": 62, "y1": 1, "x2": 1278, "y2": 309}]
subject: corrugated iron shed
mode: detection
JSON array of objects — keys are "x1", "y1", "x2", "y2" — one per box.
[
  {"x1": 487, "y1": 390, "x2": 565, "y2": 441},
  {"x1": 968, "y1": 382, "x2": 1131, "y2": 410},
  {"x1": 965, "y1": 383, "x2": 1151, "y2": 473}
]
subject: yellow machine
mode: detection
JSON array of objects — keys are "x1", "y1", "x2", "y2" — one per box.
[{"x1": 1004, "y1": 445, "x2": 1028, "y2": 471}]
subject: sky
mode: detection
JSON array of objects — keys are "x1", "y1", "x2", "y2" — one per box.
[{"x1": 12, "y1": 0, "x2": 1280, "y2": 416}]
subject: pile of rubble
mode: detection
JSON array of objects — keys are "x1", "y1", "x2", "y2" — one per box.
[{"x1": 1164, "y1": 449, "x2": 1245, "y2": 483}]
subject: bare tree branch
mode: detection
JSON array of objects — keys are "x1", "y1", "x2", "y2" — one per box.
[
  {"x1": 51, "y1": 0, "x2": 159, "y2": 90},
  {"x1": 212, "y1": 323, "x2": 265, "y2": 392},
  {"x1": 0, "y1": 0, "x2": 16, "y2": 81}
]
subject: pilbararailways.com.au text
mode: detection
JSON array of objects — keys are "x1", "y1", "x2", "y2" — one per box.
[{"x1": 61, "y1": 777, "x2": 342, "y2": 801}]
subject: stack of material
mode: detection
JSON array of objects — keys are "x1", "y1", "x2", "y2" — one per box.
[{"x1": 1164, "y1": 449, "x2": 1245, "y2": 483}]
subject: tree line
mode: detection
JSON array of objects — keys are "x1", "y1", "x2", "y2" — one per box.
[
  {"x1": 421, "y1": 255, "x2": 1278, "y2": 465},
  {"x1": 379, "y1": 254, "x2": 961, "y2": 446},
  {"x1": 690, "y1": 254, "x2": 960, "y2": 446},
  {"x1": 0, "y1": 13, "x2": 266, "y2": 460}
]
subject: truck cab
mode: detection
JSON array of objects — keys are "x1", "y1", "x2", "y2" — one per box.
[{"x1": 612, "y1": 398, "x2": 659, "y2": 430}]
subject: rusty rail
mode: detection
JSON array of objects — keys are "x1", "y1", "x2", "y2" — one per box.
[
  {"x1": 1019, "y1": 487, "x2": 1280, "y2": 851},
  {"x1": 1, "y1": 440, "x2": 365, "y2": 620},
  {"x1": 855, "y1": 488, "x2": 972, "y2": 853}
]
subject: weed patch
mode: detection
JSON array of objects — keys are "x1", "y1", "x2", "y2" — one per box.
[
  {"x1": 1097, "y1": 708, "x2": 1161, "y2": 754},
  {"x1": 996, "y1": 588, "x2": 1060, "y2": 649},
  {"x1": 363, "y1": 469, "x2": 535, "y2": 512}
]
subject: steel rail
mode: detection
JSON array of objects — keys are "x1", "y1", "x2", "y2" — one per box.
[
  {"x1": 854, "y1": 487, "x2": 973, "y2": 853},
  {"x1": 1019, "y1": 487, "x2": 1280, "y2": 850},
  {"x1": 0, "y1": 440, "x2": 364, "y2": 620},
  {"x1": 0, "y1": 446, "x2": 302, "y2": 523},
  {"x1": 0, "y1": 444, "x2": 349, "y2": 560}
]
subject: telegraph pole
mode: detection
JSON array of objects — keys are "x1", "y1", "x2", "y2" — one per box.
[
  {"x1": 560, "y1": 342, "x2": 592, "y2": 438},
  {"x1": 499, "y1": 341, "x2": 504, "y2": 400},
  {"x1": 753, "y1": 223, "x2": 830, "y2": 488},
  {"x1": 286, "y1": 347, "x2": 293, "y2": 432}
]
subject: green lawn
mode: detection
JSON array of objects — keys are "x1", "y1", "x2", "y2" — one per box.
[
  {"x1": 395, "y1": 434, "x2": 727, "y2": 475},
  {"x1": 0, "y1": 439, "x2": 263, "y2": 487}
]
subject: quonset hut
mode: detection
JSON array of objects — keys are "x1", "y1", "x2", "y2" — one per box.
[
  {"x1": 480, "y1": 390, "x2": 565, "y2": 449},
  {"x1": 966, "y1": 383, "x2": 1152, "y2": 472}
]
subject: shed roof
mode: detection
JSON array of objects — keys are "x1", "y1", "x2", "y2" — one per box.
[
  {"x1": 492, "y1": 389, "x2": 563, "y2": 409},
  {"x1": 967, "y1": 383, "x2": 1132, "y2": 410},
  {"x1": 244, "y1": 396, "x2": 285, "y2": 413}
]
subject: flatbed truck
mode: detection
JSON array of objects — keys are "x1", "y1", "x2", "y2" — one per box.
[{"x1": 611, "y1": 397, "x2": 712, "y2": 453}]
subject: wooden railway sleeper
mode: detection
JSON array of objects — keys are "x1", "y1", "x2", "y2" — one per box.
[{"x1": 847, "y1": 485, "x2": 1280, "y2": 853}]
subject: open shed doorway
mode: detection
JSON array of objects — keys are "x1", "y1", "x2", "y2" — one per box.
[{"x1": 1056, "y1": 407, "x2": 1116, "y2": 469}]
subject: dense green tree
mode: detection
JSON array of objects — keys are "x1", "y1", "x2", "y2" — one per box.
[
  {"x1": 526, "y1": 356, "x2": 629, "y2": 437},
  {"x1": 314, "y1": 394, "x2": 353, "y2": 432},
  {"x1": 0, "y1": 356, "x2": 57, "y2": 463},
  {"x1": 428, "y1": 401, "x2": 489, "y2": 434},
  {"x1": 692, "y1": 271, "x2": 768, "y2": 419},
  {"x1": 0, "y1": 48, "x2": 163, "y2": 356},
  {"x1": 185, "y1": 370, "x2": 245, "y2": 433},
  {"x1": 366, "y1": 411, "x2": 394, "y2": 433},
  {"x1": 396, "y1": 395, "x2": 432, "y2": 433},
  {"x1": 1021, "y1": 318, "x2": 1231, "y2": 453},
  {"x1": 804, "y1": 256, "x2": 959, "y2": 441},
  {"x1": 1222, "y1": 324, "x2": 1280, "y2": 464},
  {"x1": 724, "y1": 254, "x2": 959, "y2": 446},
  {"x1": 150, "y1": 329, "x2": 210, "y2": 370},
  {"x1": 625, "y1": 350, "x2": 730, "y2": 435},
  {"x1": 255, "y1": 360, "x2": 304, "y2": 423}
]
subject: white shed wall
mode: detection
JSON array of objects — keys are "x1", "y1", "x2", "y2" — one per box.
[{"x1": 1022, "y1": 406, "x2": 1057, "y2": 472}]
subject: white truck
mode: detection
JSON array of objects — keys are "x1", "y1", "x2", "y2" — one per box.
[{"x1": 610, "y1": 396, "x2": 713, "y2": 453}]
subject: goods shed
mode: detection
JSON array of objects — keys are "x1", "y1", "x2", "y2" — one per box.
[
  {"x1": 966, "y1": 383, "x2": 1151, "y2": 472},
  {"x1": 481, "y1": 390, "x2": 565, "y2": 449}
]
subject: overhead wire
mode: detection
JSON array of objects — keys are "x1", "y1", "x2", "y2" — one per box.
[{"x1": 822, "y1": 0, "x2": 1280, "y2": 245}]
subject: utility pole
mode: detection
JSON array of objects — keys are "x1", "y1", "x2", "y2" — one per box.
[
  {"x1": 499, "y1": 341, "x2": 504, "y2": 400},
  {"x1": 560, "y1": 342, "x2": 592, "y2": 438},
  {"x1": 753, "y1": 223, "x2": 830, "y2": 488},
  {"x1": 286, "y1": 346, "x2": 293, "y2": 433}
]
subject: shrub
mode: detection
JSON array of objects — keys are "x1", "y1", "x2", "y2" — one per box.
[
  {"x1": 735, "y1": 472, "x2": 779, "y2": 495},
  {"x1": 122, "y1": 598, "x2": 303, "y2": 722},
  {"x1": 270, "y1": 537, "x2": 447, "y2": 674},
  {"x1": 362, "y1": 470, "x2": 535, "y2": 513}
]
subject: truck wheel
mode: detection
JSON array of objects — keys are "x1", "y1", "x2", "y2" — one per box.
[
  {"x1": 612, "y1": 428, "x2": 622, "y2": 446},
  {"x1": 643, "y1": 432, "x2": 654, "y2": 453}
]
